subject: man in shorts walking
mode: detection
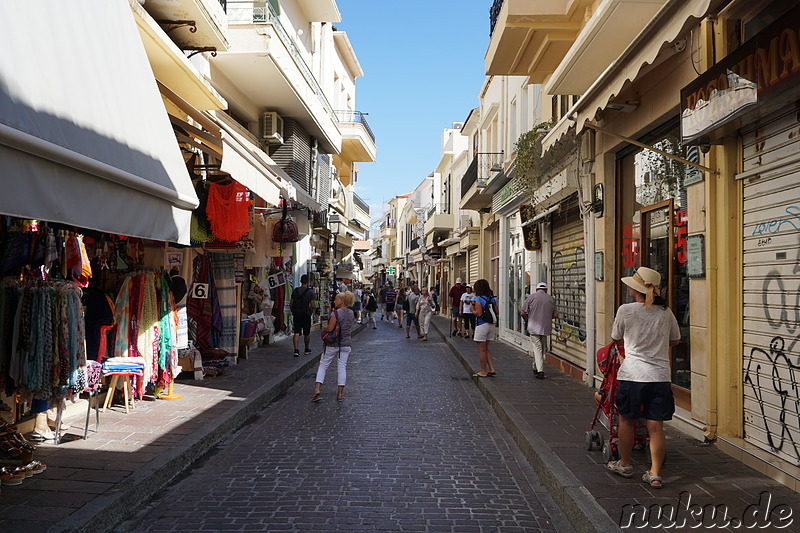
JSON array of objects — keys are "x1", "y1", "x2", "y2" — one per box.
[
  {"x1": 448, "y1": 278, "x2": 467, "y2": 337},
  {"x1": 290, "y1": 274, "x2": 315, "y2": 357}
]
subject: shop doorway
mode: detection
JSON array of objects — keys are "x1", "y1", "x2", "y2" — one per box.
[{"x1": 617, "y1": 124, "x2": 692, "y2": 410}]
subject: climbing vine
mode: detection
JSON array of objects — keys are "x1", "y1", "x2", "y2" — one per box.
[{"x1": 514, "y1": 121, "x2": 577, "y2": 202}]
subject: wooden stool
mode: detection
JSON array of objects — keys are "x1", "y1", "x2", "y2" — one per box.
[{"x1": 101, "y1": 374, "x2": 136, "y2": 413}]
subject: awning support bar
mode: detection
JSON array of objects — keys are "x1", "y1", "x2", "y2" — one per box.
[{"x1": 581, "y1": 121, "x2": 719, "y2": 175}]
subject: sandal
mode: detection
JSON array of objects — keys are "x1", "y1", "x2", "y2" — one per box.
[
  {"x1": 472, "y1": 373, "x2": 488, "y2": 378},
  {"x1": 642, "y1": 471, "x2": 663, "y2": 488},
  {"x1": 606, "y1": 460, "x2": 634, "y2": 478},
  {"x1": 310, "y1": 393, "x2": 321, "y2": 403}
]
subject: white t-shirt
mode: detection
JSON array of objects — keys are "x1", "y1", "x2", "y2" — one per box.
[
  {"x1": 611, "y1": 302, "x2": 680, "y2": 382},
  {"x1": 461, "y1": 292, "x2": 476, "y2": 314}
]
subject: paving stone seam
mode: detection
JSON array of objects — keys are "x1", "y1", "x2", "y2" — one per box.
[
  {"x1": 50, "y1": 325, "x2": 367, "y2": 533},
  {"x1": 430, "y1": 319, "x2": 619, "y2": 533}
]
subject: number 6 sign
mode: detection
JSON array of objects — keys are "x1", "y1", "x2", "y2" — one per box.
[{"x1": 191, "y1": 283, "x2": 209, "y2": 299}]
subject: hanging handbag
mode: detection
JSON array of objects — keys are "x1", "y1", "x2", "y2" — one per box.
[
  {"x1": 271, "y1": 202, "x2": 300, "y2": 243},
  {"x1": 320, "y1": 309, "x2": 341, "y2": 346}
]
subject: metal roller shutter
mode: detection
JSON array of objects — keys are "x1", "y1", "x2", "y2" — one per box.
[
  {"x1": 550, "y1": 194, "x2": 586, "y2": 369},
  {"x1": 468, "y1": 247, "x2": 479, "y2": 284},
  {"x1": 741, "y1": 107, "x2": 800, "y2": 465},
  {"x1": 454, "y1": 253, "x2": 467, "y2": 285}
]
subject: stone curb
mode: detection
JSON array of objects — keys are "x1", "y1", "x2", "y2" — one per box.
[
  {"x1": 51, "y1": 323, "x2": 367, "y2": 533},
  {"x1": 431, "y1": 320, "x2": 619, "y2": 533}
]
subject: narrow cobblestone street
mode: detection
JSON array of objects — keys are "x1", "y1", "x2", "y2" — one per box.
[{"x1": 114, "y1": 322, "x2": 570, "y2": 532}]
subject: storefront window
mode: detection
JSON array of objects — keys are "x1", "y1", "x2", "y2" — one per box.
[
  {"x1": 618, "y1": 127, "x2": 692, "y2": 398},
  {"x1": 506, "y1": 214, "x2": 525, "y2": 334}
]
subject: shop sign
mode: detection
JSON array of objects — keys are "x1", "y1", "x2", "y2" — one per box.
[
  {"x1": 519, "y1": 204, "x2": 542, "y2": 251},
  {"x1": 680, "y1": 4, "x2": 800, "y2": 144},
  {"x1": 266, "y1": 271, "x2": 285, "y2": 289}
]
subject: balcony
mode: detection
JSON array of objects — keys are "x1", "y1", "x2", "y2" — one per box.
[
  {"x1": 214, "y1": 1, "x2": 341, "y2": 154},
  {"x1": 424, "y1": 204, "x2": 454, "y2": 237},
  {"x1": 485, "y1": 0, "x2": 593, "y2": 82},
  {"x1": 142, "y1": 0, "x2": 229, "y2": 51},
  {"x1": 459, "y1": 152, "x2": 503, "y2": 210},
  {"x1": 380, "y1": 222, "x2": 397, "y2": 238}
]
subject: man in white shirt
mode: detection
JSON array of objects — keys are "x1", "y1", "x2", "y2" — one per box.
[{"x1": 520, "y1": 282, "x2": 558, "y2": 379}]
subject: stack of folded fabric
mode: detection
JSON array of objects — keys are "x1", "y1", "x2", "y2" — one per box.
[
  {"x1": 101, "y1": 357, "x2": 145, "y2": 376},
  {"x1": 199, "y1": 348, "x2": 230, "y2": 377}
]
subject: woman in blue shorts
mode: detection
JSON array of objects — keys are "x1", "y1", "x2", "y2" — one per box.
[{"x1": 606, "y1": 267, "x2": 680, "y2": 489}]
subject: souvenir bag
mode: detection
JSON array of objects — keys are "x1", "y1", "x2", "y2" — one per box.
[
  {"x1": 271, "y1": 202, "x2": 300, "y2": 243},
  {"x1": 320, "y1": 309, "x2": 341, "y2": 346}
]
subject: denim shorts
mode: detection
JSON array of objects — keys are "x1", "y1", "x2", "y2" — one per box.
[{"x1": 615, "y1": 381, "x2": 675, "y2": 421}]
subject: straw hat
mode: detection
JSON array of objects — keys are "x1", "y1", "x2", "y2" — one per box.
[{"x1": 621, "y1": 267, "x2": 661, "y2": 308}]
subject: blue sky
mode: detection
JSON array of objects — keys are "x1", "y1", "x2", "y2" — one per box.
[{"x1": 335, "y1": 1, "x2": 490, "y2": 222}]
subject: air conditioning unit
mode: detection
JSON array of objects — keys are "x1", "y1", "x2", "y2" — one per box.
[{"x1": 261, "y1": 111, "x2": 284, "y2": 144}]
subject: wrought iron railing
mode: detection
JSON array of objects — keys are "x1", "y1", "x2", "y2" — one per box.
[
  {"x1": 489, "y1": 0, "x2": 504, "y2": 36},
  {"x1": 226, "y1": 1, "x2": 338, "y2": 127},
  {"x1": 219, "y1": 0, "x2": 227, "y2": 12},
  {"x1": 353, "y1": 192, "x2": 370, "y2": 215},
  {"x1": 336, "y1": 111, "x2": 375, "y2": 144},
  {"x1": 461, "y1": 152, "x2": 504, "y2": 198}
]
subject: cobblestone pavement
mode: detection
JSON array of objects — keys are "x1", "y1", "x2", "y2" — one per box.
[{"x1": 114, "y1": 320, "x2": 571, "y2": 533}]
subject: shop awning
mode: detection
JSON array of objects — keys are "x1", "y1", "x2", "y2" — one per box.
[
  {"x1": 0, "y1": 1, "x2": 198, "y2": 243},
  {"x1": 213, "y1": 113, "x2": 286, "y2": 206},
  {"x1": 545, "y1": 0, "x2": 667, "y2": 96},
  {"x1": 543, "y1": 0, "x2": 712, "y2": 151}
]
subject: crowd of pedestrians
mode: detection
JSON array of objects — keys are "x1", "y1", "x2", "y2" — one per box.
[{"x1": 291, "y1": 264, "x2": 683, "y2": 489}]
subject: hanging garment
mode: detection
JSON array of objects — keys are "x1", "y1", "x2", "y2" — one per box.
[
  {"x1": 190, "y1": 181, "x2": 213, "y2": 243},
  {"x1": 206, "y1": 182, "x2": 251, "y2": 242},
  {"x1": 210, "y1": 253, "x2": 237, "y2": 355},
  {"x1": 83, "y1": 288, "x2": 115, "y2": 361},
  {"x1": 188, "y1": 254, "x2": 221, "y2": 350}
]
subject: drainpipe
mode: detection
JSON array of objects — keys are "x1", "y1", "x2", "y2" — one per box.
[{"x1": 579, "y1": 136, "x2": 597, "y2": 387}]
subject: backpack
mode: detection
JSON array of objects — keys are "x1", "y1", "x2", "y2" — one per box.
[
  {"x1": 320, "y1": 309, "x2": 341, "y2": 346},
  {"x1": 480, "y1": 296, "x2": 497, "y2": 324},
  {"x1": 291, "y1": 286, "x2": 312, "y2": 314}
]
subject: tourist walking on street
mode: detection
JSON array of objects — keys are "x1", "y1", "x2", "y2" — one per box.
[
  {"x1": 605, "y1": 267, "x2": 680, "y2": 489},
  {"x1": 449, "y1": 278, "x2": 467, "y2": 337},
  {"x1": 378, "y1": 283, "x2": 388, "y2": 320},
  {"x1": 429, "y1": 286, "x2": 439, "y2": 315},
  {"x1": 311, "y1": 290, "x2": 356, "y2": 403},
  {"x1": 416, "y1": 287, "x2": 435, "y2": 341},
  {"x1": 471, "y1": 279, "x2": 498, "y2": 378},
  {"x1": 353, "y1": 284, "x2": 363, "y2": 323},
  {"x1": 363, "y1": 287, "x2": 378, "y2": 329},
  {"x1": 460, "y1": 284, "x2": 476, "y2": 338},
  {"x1": 289, "y1": 274, "x2": 315, "y2": 357},
  {"x1": 384, "y1": 283, "x2": 398, "y2": 323},
  {"x1": 520, "y1": 282, "x2": 558, "y2": 379},
  {"x1": 404, "y1": 286, "x2": 421, "y2": 338}
]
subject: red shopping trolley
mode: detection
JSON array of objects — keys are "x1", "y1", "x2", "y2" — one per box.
[{"x1": 585, "y1": 341, "x2": 651, "y2": 463}]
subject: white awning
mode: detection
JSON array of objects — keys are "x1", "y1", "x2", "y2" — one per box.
[
  {"x1": 213, "y1": 113, "x2": 285, "y2": 206},
  {"x1": 545, "y1": 0, "x2": 667, "y2": 96},
  {"x1": 0, "y1": 0, "x2": 198, "y2": 243},
  {"x1": 543, "y1": 0, "x2": 712, "y2": 150}
]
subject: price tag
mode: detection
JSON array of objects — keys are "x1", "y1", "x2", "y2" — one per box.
[{"x1": 190, "y1": 283, "x2": 209, "y2": 299}]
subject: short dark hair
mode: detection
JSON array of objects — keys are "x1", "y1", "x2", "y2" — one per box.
[
  {"x1": 300, "y1": 274, "x2": 309, "y2": 284},
  {"x1": 473, "y1": 279, "x2": 493, "y2": 297}
]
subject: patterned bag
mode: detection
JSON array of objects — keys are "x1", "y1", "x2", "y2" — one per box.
[{"x1": 320, "y1": 310, "x2": 341, "y2": 346}]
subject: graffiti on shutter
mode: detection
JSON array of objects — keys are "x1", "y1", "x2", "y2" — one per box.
[
  {"x1": 550, "y1": 194, "x2": 586, "y2": 369},
  {"x1": 741, "y1": 107, "x2": 800, "y2": 466}
]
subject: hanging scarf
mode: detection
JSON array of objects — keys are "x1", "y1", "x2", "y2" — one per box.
[{"x1": 113, "y1": 276, "x2": 133, "y2": 358}]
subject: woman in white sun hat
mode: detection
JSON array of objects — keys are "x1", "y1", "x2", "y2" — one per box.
[{"x1": 605, "y1": 266, "x2": 680, "y2": 489}]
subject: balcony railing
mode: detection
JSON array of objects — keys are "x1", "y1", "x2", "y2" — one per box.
[
  {"x1": 226, "y1": 1, "x2": 338, "y2": 126},
  {"x1": 427, "y1": 203, "x2": 449, "y2": 218},
  {"x1": 336, "y1": 111, "x2": 375, "y2": 143},
  {"x1": 489, "y1": 0, "x2": 503, "y2": 36},
  {"x1": 461, "y1": 152, "x2": 504, "y2": 198},
  {"x1": 219, "y1": 0, "x2": 227, "y2": 12},
  {"x1": 353, "y1": 192, "x2": 370, "y2": 215}
]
